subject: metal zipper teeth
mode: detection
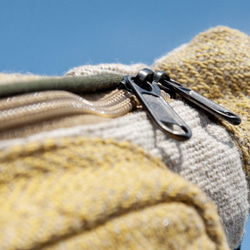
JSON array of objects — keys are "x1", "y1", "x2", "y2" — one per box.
[{"x1": 0, "y1": 90, "x2": 137, "y2": 131}]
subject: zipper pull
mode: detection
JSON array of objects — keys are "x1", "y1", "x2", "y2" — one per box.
[
  {"x1": 154, "y1": 70, "x2": 241, "y2": 125},
  {"x1": 121, "y1": 68, "x2": 192, "y2": 141}
]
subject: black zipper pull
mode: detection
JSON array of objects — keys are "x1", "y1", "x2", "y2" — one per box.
[
  {"x1": 154, "y1": 70, "x2": 241, "y2": 125},
  {"x1": 120, "y1": 68, "x2": 192, "y2": 141}
]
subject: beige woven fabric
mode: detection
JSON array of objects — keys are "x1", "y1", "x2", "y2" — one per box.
[{"x1": 65, "y1": 63, "x2": 148, "y2": 77}]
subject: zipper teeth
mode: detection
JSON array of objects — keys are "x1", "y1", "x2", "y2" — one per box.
[
  {"x1": 0, "y1": 90, "x2": 137, "y2": 131},
  {"x1": 0, "y1": 91, "x2": 78, "y2": 110},
  {"x1": 80, "y1": 89, "x2": 134, "y2": 107},
  {"x1": 0, "y1": 89, "x2": 132, "y2": 110}
]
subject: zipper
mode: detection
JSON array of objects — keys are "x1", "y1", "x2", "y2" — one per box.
[
  {"x1": 0, "y1": 89, "x2": 137, "y2": 132},
  {"x1": 120, "y1": 71, "x2": 192, "y2": 141},
  {"x1": 0, "y1": 69, "x2": 241, "y2": 141},
  {"x1": 119, "y1": 68, "x2": 241, "y2": 140}
]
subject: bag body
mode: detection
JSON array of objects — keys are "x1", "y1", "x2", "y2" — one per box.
[{"x1": 0, "y1": 26, "x2": 249, "y2": 250}]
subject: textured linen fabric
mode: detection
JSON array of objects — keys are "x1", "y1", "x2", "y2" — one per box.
[
  {"x1": 65, "y1": 63, "x2": 148, "y2": 77},
  {"x1": 0, "y1": 137, "x2": 229, "y2": 250}
]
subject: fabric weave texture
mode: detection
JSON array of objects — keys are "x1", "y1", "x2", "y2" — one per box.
[{"x1": 0, "y1": 137, "x2": 229, "y2": 250}]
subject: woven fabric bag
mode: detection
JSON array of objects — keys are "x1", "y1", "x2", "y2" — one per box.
[{"x1": 0, "y1": 26, "x2": 249, "y2": 250}]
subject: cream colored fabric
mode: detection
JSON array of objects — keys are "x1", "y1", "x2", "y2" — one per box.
[{"x1": 65, "y1": 63, "x2": 148, "y2": 77}]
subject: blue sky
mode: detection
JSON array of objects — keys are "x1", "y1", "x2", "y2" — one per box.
[
  {"x1": 0, "y1": 0, "x2": 249, "y2": 248},
  {"x1": 0, "y1": 0, "x2": 250, "y2": 76}
]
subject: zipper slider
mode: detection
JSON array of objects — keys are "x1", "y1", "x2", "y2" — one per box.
[
  {"x1": 121, "y1": 68, "x2": 192, "y2": 141},
  {"x1": 154, "y1": 71, "x2": 241, "y2": 125}
]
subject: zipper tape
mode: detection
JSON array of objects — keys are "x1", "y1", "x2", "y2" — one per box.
[{"x1": 0, "y1": 74, "x2": 123, "y2": 98}]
